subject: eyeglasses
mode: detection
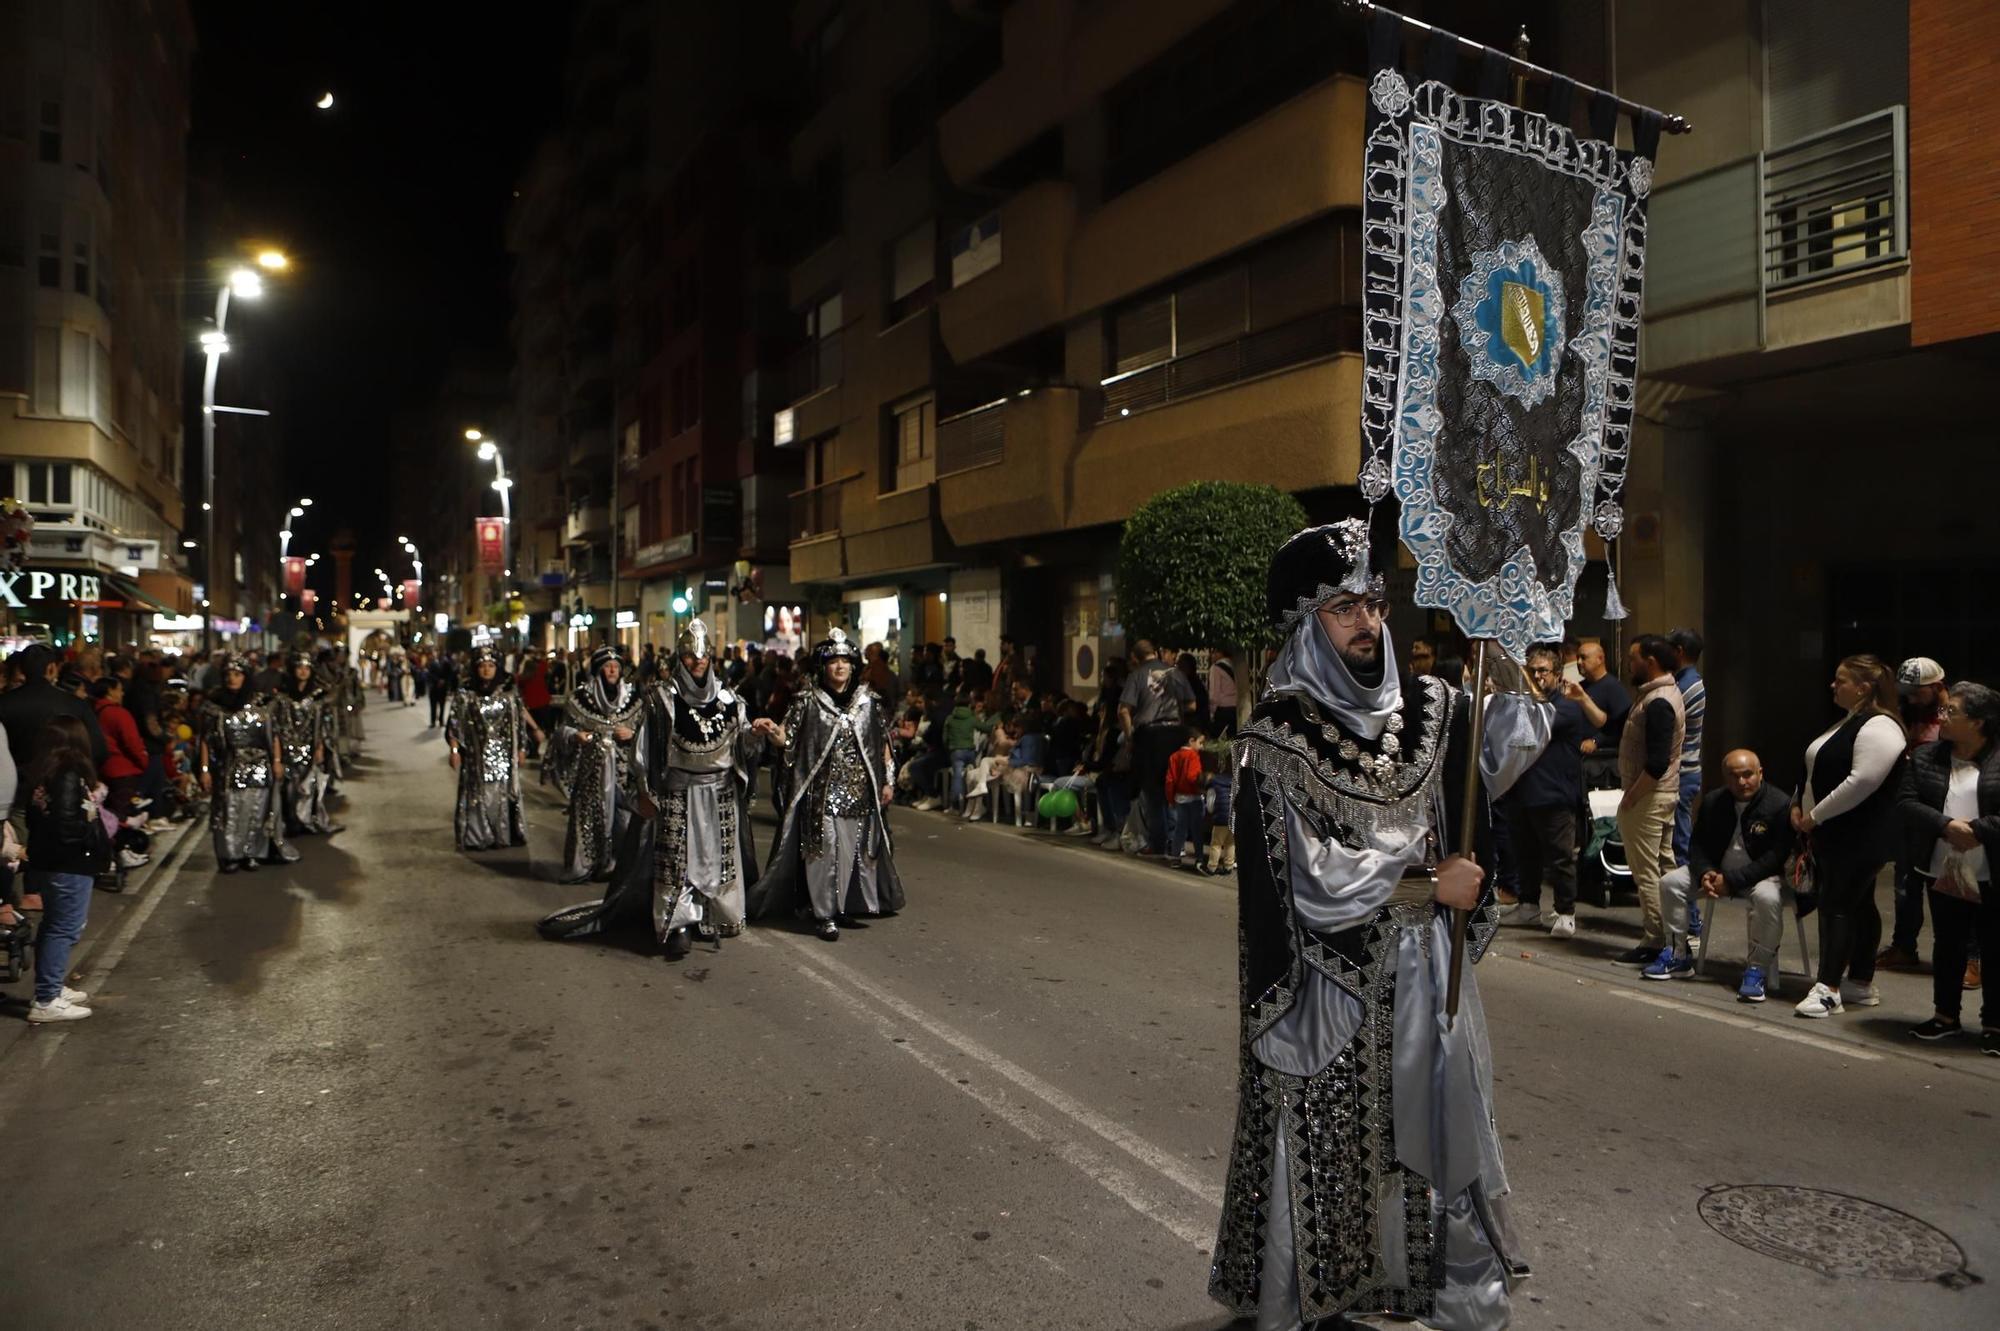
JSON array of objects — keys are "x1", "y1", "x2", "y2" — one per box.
[
  {"x1": 1941, "y1": 705, "x2": 1963, "y2": 718},
  {"x1": 1321, "y1": 597, "x2": 1391, "y2": 626}
]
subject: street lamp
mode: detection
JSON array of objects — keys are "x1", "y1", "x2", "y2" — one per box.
[
  {"x1": 200, "y1": 248, "x2": 286, "y2": 651},
  {"x1": 466, "y1": 430, "x2": 514, "y2": 579}
]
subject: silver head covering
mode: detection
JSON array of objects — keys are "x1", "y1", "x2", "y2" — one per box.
[
  {"x1": 676, "y1": 617, "x2": 712, "y2": 660},
  {"x1": 813, "y1": 626, "x2": 861, "y2": 664},
  {"x1": 1264, "y1": 613, "x2": 1403, "y2": 742}
]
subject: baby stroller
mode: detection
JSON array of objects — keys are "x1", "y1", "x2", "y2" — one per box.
[
  {"x1": 0, "y1": 897, "x2": 29, "y2": 984},
  {"x1": 1577, "y1": 787, "x2": 1634, "y2": 908}
]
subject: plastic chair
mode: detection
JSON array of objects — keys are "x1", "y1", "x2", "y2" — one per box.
[{"x1": 1693, "y1": 886, "x2": 1814, "y2": 994}]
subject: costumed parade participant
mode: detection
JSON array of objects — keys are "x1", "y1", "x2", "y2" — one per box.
[
  {"x1": 539, "y1": 619, "x2": 769, "y2": 958},
  {"x1": 557, "y1": 647, "x2": 647, "y2": 883},
  {"x1": 1209, "y1": 521, "x2": 1545, "y2": 1331},
  {"x1": 447, "y1": 645, "x2": 537, "y2": 852},
  {"x1": 271, "y1": 652, "x2": 341, "y2": 836},
  {"x1": 747, "y1": 627, "x2": 903, "y2": 940},
  {"x1": 198, "y1": 655, "x2": 299, "y2": 873}
]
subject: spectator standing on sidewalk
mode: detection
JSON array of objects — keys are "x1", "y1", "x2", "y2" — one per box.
[
  {"x1": 1667, "y1": 628, "x2": 1708, "y2": 863},
  {"x1": 89, "y1": 677, "x2": 148, "y2": 818},
  {"x1": 1165, "y1": 722, "x2": 1207, "y2": 867},
  {"x1": 1119, "y1": 640, "x2": 1195, "y2": 855},
  {"x1": 1901, "y1": 681, "x2": 2000, "y2": 1053},
  {"x1": 1792, "y1": 654, "x2": 1907, "y2": 1019},
  {"x1": 1500, "y1": 645, "x2": 1591, "y2": 938},
  {"x1": 22, "y1": 715, "x2": 110, "y2": 1022},
  {"x1": 1650, "y1": 749, "x2": 1795, "y2": 1000},
  {"x1": 1207, "y1": 646, "x2": 1239, "y2": 737},
  {"x1": 1614, "y1": 636, "x2": 1686, "y2": 964},
  {"x1": 1880, "y1": 655, "x2": 1951, "y2": 972},
  {"x1": 1567, "y1": 637, "x2": 1631, "y2": 792}
]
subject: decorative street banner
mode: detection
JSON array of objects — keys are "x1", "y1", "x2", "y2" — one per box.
[
  {"x1": 1358, "y1": 59, "x2": 1661, "y2": 661},
  {"x1": 283, "y1": 555, "x2": 307, "y2": 598},
  {"x1": 402, "y1": 578, "x2": 422, "y2": 607},
  {"x1": 475, "y1": 517, "x2": 506, "y2": 576},
  {"x1": 300, "y1": 588, "x2": 317, "y2": 615}
]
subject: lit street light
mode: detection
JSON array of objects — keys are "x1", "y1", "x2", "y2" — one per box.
[
  {"x1": 201, "y1": 248, "x2": 286, "y2": 650},
  {"x1": 466, "y1": 428, "x2": 514, "y2": 579}
]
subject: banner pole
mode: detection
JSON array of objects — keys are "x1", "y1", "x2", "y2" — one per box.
[{"x1": 1444, "y1": 638, "x2": 1489, "y2": 1028}]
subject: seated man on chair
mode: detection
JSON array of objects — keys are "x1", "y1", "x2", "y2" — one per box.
[{"x1": 1646, "y1": 748, "x2": 1796, "y2": 1001}]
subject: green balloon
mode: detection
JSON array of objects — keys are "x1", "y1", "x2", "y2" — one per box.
[
  {"x1": 1050, "y1": 788, "x2": 1079, "y2": 819},
  {"x1": 1038, "y1": 791, "x2": 1060, "y2": 819}
]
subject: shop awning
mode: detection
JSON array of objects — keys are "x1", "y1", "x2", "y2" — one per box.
[{"x1": 103, "y1": 574, "x2": 177, "y2": 615}]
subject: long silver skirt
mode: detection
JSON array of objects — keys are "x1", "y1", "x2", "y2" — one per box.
[
  {"x1": 212, "y1": 785, "x2": 295, "y2": 864},
  {"x1": 805, "y1": 813, "x2": 881, "y2": 920},
  {"x1": 457, "y1": 776, "x2": 525, "y2": 851}
]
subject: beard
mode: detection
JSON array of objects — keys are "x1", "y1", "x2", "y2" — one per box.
[{"x1": 1338, "y1": 632, "x2": 1382, "y2": 680}]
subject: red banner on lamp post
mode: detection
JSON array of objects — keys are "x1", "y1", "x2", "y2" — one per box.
[
  {"x1": 283, "y1": 555, "x2": 307, "y2": 598},
  {"x1": 402, "y1": 579, "x2": 421, "y2": 607},
  {"x1": 300, "y1": 588, "x2": 317, "y2": 615},
  {"x1": 475, "y1": 517, "x2": 506, "y2": 576}
]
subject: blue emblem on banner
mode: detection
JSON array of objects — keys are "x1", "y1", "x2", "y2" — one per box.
[{"x1": 1451, "y1": 237, "x2": 1567, "y2": 408}]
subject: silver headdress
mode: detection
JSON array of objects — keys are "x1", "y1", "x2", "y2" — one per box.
[
  {"x1": 1266, "y1": 519, "x2": 1387, "y2": 631},
  {"x1": 813, "y1": 626, "x2": 862, "y2": 664},
  {"x1": 676, "y1": 617, "x2": 712, "y2": 659}
]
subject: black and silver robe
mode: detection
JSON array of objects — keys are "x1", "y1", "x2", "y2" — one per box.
[
  {"x1": 746, "y1": 683, "x2": 905, "y2": 924},
  {"x1": 538, "y1": 672, "x2": 763, "y2": 945},
  {"x1": 271, "y1": 683, "x2": 337, "y2": 834},
  {"x1": 558, "y1": 677, "x2": 647, "y2": 882},
  {"x1": 1211, "y1": 659, "x2": 1544, "y2": 1331},
  {"x1": 449, "y1": 681, "x2": 527, "y2": 851},
  {"x1": 203, "y1": 692, "x2": 298, "y2": 866}
]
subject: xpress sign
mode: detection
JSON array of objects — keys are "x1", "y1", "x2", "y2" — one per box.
[{"x1": 0, "y1": 570, "x2": 105, "y2": 608}]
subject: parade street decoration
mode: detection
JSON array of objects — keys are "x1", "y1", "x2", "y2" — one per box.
[{"x1": 1356, "y1": 44, "x2": 1665, "y2": 663}]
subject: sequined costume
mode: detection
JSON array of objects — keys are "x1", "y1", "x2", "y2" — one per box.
[
  {"x1": 747, "y1": 630, "x2": 905, "y2": 929},
  {"x1": 448, "y1": 665, "x2": 527, "y2": 851},
  {"x1": 1210, "y1": 522, "x2": 1545, "y2": 1331},
  {"x1": 202, "y1": 682, "x2": 298, "y2": 867},
  {"x1": 557, "y1": 651, "x2": 647, "y2": 883},
  {"x1": 540, "y1": 624, "x2": 764, "y2": 947},
  {"x1": 271, "y1": 678, "x2": 338, "y2": 835}
]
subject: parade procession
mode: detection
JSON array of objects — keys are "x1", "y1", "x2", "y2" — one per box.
[{"x1": 2, "y1": 2, "x2": 1995, "y2": 1329}]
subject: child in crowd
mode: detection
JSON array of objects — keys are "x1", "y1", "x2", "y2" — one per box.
[
  {"x1": 1200, "y1": 736, "x2": 1236, "y2": 876},
  {"x1": 1165, "y1": 722, "x2": 1207, "y2": 868}
]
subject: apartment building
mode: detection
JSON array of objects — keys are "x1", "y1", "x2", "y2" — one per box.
[
  {"x1": 611, "y1": 2, "x2": 804, "y2": 658},
  {"x1": 774, "y1": 0, "x2": 1541, "y2": 685},
  {"x1": 0, "y1": 0, "x2": 197, "y2": 647},
  {"x1": 1620, "y1": 0, "x2": 2000, "y2": 774}
]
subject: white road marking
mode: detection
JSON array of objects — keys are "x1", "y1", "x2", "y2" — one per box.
[
  {"x1": 758, "y1": 931, "x2": 1225, "y2": 1209},
  {"x1": 1603, "y1": 985, "x2": 1883, "y2": 1060},
  {"x1": 776, "y1": 950, "x2": 1215, "y2": 1249}
]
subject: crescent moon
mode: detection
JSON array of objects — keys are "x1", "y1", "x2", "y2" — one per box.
[{"x1": 316, "y1": 92, "x2": 334, "y2": 109}]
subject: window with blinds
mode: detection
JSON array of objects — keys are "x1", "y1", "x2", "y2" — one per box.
[
  {"x1": 885, "y1": 395, "x2": 935, "y2": 492},
  {"x1": 1764, "y1": 0, "x2": 1908, "y2": 149}
]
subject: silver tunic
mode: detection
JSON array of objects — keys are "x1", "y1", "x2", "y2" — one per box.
[
  {"x1": 559, "y1": 679, "x2": 647, "y2": 882},
  {"x1": 449, "y1": 685, "x2": 526, "y2": 851},
  {"x1": 271, "y1": 688, "x2": 336, "y2": 834},
  {"x1": 654, "y1": 681, "x2": 763, "y2": 939},
  {"x1": 205, "y1": 698, "x2": 296, "y2": 865}
]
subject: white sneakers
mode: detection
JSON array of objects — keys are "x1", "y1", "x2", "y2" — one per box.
[
  {"x1": 27, "y1": 995, "x2": 92, "y2": 1023},
  {"x1": 1794, "y1": 981, "x2": 1843, "y2": 1018},
  {"x1": 1839, "y1": 980, "x2": 1881, "y2": 1007},
  {"x1": 1549, "y1": 913, "x2": 1577, "y2": 939},
  {"x1": 61, "y1": 985, "x2": 88, "y2": 1003},
  {"x1": 118, "y1": 848, "x2": 150, "y2": 869},
  {"x1": 1497, "y1": 903, "x2": 1544, "y2": 928},
  {"x1": 911, "y1": 797, "x2": 941, "y2": 811}
]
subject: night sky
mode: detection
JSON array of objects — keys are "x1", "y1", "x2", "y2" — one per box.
[{"x1": 187, "y1": 1, "x2": 569, "y2": 596}]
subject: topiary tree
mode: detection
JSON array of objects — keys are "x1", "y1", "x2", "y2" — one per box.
[{"x1": 1116, "y1": 481, "x2": 1309, "y2": 727}]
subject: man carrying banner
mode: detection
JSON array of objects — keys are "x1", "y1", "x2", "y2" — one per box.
[{"x1": 1210, "y1": 520, "x2": 1546, "y2": 1330}]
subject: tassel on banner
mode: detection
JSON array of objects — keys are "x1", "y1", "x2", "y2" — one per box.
[{"x1": 1603, "y1": 550, "x2": 1629, "y2": 621}]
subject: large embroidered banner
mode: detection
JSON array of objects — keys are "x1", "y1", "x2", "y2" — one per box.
[{"x1": 1358, "y1": 62, "x2": 1661, "y2": 661}]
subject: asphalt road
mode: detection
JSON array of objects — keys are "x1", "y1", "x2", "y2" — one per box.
[{"x1": 1, "y1": 698, "x2": 1994, "y2": 1330}]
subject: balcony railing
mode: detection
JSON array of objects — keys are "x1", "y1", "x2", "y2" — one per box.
[
  {"x1": 1098, "y1": 306, "x2": 1356, "y2": 422},
  {"x1": 938, "y1": 399, "x2": 1007, "y2": 476},
  {"x1": 1763, "y1": 106, "x2": 1906, "y2": 293},
  {"x1": 788, "y1": 472, "x2": 857, "y2": 543}
]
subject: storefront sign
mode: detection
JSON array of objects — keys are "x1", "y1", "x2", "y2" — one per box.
[{"x1": 0, "y1": 569, "x2": 103, "y2": 607}]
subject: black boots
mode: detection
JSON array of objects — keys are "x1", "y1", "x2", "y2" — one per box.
[{"x1": 663, "y1": 927, "x2": 692, "y2": 960}]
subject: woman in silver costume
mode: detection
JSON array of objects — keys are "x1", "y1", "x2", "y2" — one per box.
[
  {"x1": 197, "y1": 656, "x2": 299, "y2": 874},
  {"x1": 557, "y1": 647, "x2": 647, "y2": 883},
  {"x1": 747, "y1": 627, "x2": 904, "y2": 941},
  {"x1": 1209, "y1": 521, "x2": 1546, "y2": 1331},
  {"x1": 271, "y1": 653, "x2": 342, "y2": 836},
  {"x1": 539, "y1": 619, "x2": 769, "y2": 958},
  {"x1": 447, "y1": 647, "x2": 538, "y2": 852}
]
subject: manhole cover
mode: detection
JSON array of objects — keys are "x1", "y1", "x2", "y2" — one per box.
[{"x1": 1698, "y1": 1185, "x2": 1979, "y2": 1287}]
